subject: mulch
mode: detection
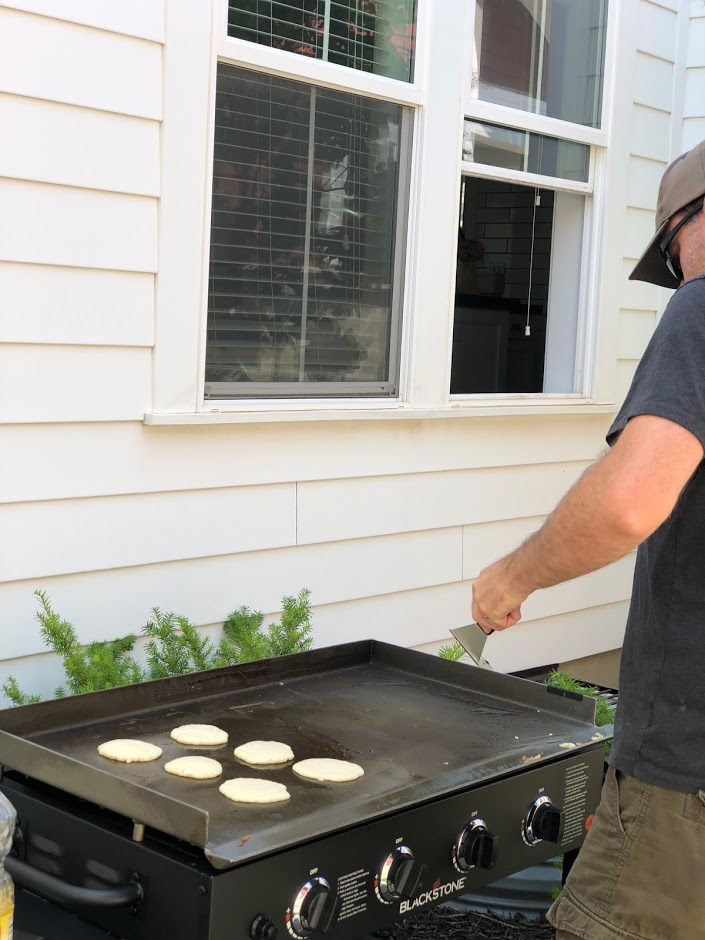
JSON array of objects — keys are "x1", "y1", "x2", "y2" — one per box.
[{"x1": 372, "y1": 906, "x2": 555, "y2": 940}]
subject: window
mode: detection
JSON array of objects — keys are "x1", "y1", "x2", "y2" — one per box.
[
  {"x1": 205, "y1": 64, "x2": 411, "y2": 398},
  {"x1": 472, "y1": 0, "x2": 608, "y2": 128},
  {"x1": 228, "y1": 0, "x2": 417, "y2": 82},
  {"x1": 451, "y1": 0, "x2": 610, "y2": 399},
  {"x1": 152, "y1": 0, "x2": 615, "y2": 418}
]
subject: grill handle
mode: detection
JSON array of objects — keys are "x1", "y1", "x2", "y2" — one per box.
[{"x1": 6, "y1": 855, "x2": 143, "y2": 908}]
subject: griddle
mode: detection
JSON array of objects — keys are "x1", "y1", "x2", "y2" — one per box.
[{"x1": 0, "y1": 641, "x2": 602, "y2": 871}]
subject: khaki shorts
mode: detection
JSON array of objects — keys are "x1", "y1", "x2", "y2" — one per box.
[{"x1": 547, "y1": 766, "x2": 705, "y2": 940}]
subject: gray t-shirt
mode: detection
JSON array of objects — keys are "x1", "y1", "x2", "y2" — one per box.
[{"x1": 607, "y1": 274, "x2": 705, "y2": 793}]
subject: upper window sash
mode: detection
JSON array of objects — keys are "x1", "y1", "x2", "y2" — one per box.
[
  {"x1": 467, "y1": 0, "x2": 609, "y2": 129},
  {"x1": 225, "y1": 0, "x2": 418, "y2": 83},
  {"x1": 215, "y1": 0, "x2": 429, "y2": 106},
  {"x1": 463, "y1": 0, "x2": 617, "y2": 144}
]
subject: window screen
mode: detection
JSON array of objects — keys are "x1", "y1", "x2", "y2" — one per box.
[
  {"x1": 205, "y1": 64, "x2": 410, "y2": 398},
  {"x1": 228, "y1": 1, "x2": 417, "y2": 83}
]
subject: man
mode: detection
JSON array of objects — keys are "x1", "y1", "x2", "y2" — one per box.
[{"x1": 472, "y1": 139, "x2": 705, "y2": 940}]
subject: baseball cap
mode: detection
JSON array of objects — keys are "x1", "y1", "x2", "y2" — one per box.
[{"x1": 629, "y1": 139, "x2": 705, "y2": 289}]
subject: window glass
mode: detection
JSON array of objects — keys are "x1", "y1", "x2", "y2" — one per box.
[
  {"x1": 472, "y1": 0, "x2": 608, "y2": 128},
  {"x1": 228, "y1": 1, "x2": 417, "y2": 83},
  {"x1": 452, "y1": 177, "x2": 584, "y2": 394},
  {"x1": 206, "y1": 64, "x2": 409, "y2": 397},
  {"x1": 463, "y1": 120, "x2": 589, "y2": 183}
]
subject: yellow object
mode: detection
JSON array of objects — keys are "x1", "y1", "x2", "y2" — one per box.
[
  {"x1": 0, "y1": 904, "x2": 15, "y2": 940},
  {"x1": 0, "y1": 894, "x2": 13, "y2": 939},
  {"x1": 0, "y1": 791, "x2": 16, "y2": 940}
]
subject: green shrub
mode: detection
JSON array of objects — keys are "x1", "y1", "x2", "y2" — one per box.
[
  {"x1": 2, "y1": 588, "x2": 314, "y2": 705},
  {"x1": 213, "y1": 589, "x2": 313, "y2": 665},
  {"x1": 437, "y1": 641, "x2": 465, "y2": 661},
  {"x1": 143, "y1": 608, "x2": 216, "y2": 679},
  {"x1": 7, "y1": 591, "x2": 145, "y2": 701},
  {"x1": 547, "y1": 668, "x2": 616, "y2": 756}
]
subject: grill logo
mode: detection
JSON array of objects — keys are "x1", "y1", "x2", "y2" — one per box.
[{"x1": 399, "y1": 877, "x2": 467, "y2": 914}]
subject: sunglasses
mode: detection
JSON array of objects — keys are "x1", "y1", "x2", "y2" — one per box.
[{"x1": 659, "y1": 203, "x2": 703, "y2": 282}]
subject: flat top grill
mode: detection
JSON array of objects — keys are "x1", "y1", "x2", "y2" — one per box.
[{"x1": 0, "y1": 642, "x2": 603, "y2": 870}]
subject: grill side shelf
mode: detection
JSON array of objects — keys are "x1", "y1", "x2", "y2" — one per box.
[{"x1": 0, "y1": 733, "x2": 210, "y2": 849}]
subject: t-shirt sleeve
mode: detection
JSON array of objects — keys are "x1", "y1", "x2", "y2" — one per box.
[{"x1": 607, "y1": 277, "x2": 705, "y2": 449}]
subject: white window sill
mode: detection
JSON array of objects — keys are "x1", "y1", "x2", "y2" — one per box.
[{"x1": 144, "y1": 399, "x2": 618, "y2": 426}]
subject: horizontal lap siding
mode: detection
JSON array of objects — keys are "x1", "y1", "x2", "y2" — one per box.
[
  {"x1": 1, "y1": 0, "x2": 681, "y2": 698},
  {"x1": 0, "y1": 95, "x2": 160, "y2": 196},
  {"x1": 296, "y1": 463, "x2": 590, "y2": 545},
  {"x1": 0, "y1": 181, "x2": 158, "y2": 271},
  {"x1": 0, "y1": 346, "x2": 153, "y2": 422},
  {"x1": 0, "y1": 460, "x2": 596, "y2": 582},
  {"x1": 0, "y1": 529, "x2": 465, "y2": 659},
  {"x1": 0, "y1": 3, "x2": 169, "y2": 693},
  {"x1": 0, "y1": 416, "x2": 610, "y2": 505},
  {"x1": 0, "y1": 265, "x2": 154, "y2": 346},
  {"x1": 616, "y1": 0, "x2": 682, "y2": 439},
  {"x1": 683, "y1": 3, "x2": 705, "y2": 149},
  {"x1": 0, "y1": 9, "x2": 162, "y2": 117},
  {"x1": 0, "y1": 0, "x2": 165, "y2": 41},
  {"x1": 0, "y1": 11, "x2": 159, "y2": 422}
]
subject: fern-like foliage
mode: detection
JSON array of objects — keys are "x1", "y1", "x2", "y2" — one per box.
[
  {"x1": 438, "y1": 642, "x2": 466, "y2": 661},
  {"x1": 143, "y1": 609, "x2": 216, "y2": 679},
  {"x1": 179, "y1": 619, "x2": 215, "y2": 672},
  {"x1": 547, "y1": 669, "x2": 615, "y2": 756},
  {"x1": 547, "y1": 669, "x2": 616, "y2": 727},
  {"x1": 266, "y1": 589, "x2": 313, "y2": 657},
  {"x1": 215, "y1": 606, "x2": 271, "y2": 666},
  {"x1": 1, "y1": 677, "x2": 41, "y2": 706},
  {"x1": 214, "y1": 591, "x2": 313, "y2": 665},
  {"x1": 5, "y1": 591, "x2": 144, "y2": 701},
  {"x1": 3, "y1": 588, "x2": 315, "y2": 706}
]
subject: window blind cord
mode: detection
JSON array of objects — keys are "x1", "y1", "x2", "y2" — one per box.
[{"x1": 525, "y1": 187, "x2": 539, "y2": 338}]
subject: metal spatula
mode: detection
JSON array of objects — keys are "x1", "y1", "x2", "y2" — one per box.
[{"x1": 450, "y1": 623, "x2": 494, "y2": 669}]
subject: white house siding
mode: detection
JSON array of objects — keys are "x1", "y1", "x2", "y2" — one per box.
[
  {"x1": 683, "y1": 0, "x2": 705, "y2": 150},
  {"x1": 617, "y1": 1, "x2": 679, "y2": 401},
  {"x1": 0, "y1": 0, "x2": 695, "y2": 702}
]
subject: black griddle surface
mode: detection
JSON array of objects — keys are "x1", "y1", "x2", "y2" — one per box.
[{"x1": 0, "y1": 642, "x2": 603, "y2": 869}]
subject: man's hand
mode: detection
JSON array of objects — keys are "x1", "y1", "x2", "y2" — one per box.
[
  {"x1": 472, "y1": 559, "x2": 526, "y2": 632},
  {"x1": 468, "y1": 414, "x2": 703, "y2": 635}
]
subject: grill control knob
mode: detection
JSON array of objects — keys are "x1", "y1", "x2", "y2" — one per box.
[
  {"x1": 523, "y1": 796, "x2": 564, "y2": 846},
  {"x1": 251, "y1": 914, "x2": 278, "y2": 940},
  {"x1": 290, "y1": 877, "x2": 341, "y2": 937},
  {"x1": 455, "y1": 819, "x2": 498, "y2": 871},
  {"x1": 378, "y1": 846, "x2": 427, "y2": 902}
]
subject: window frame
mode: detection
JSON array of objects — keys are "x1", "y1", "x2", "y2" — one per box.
[
  {"x1": 203, "y1": 68, "x2": 415, "y2": 400},
  {"x1": 448, "y1": 0, "x2": 616, "y2": 402},
  {"x1": 451, "y1": 139, "x2": 596, "y2": 401},
  {"x1": 149, "y1": 0, "x2": 623, "y2": 424},
  {"x1": 203, "y1": 0, "x2": 427, "y2": 410}
]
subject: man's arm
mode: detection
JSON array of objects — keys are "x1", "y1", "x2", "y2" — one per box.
[{"x1": 471, "y1": 414, "x2": 704, "y2": 631}]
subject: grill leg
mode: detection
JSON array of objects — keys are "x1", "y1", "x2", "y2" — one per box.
[{"x1": 562, "y1": 847, "x2": 580, "y2": 885}]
